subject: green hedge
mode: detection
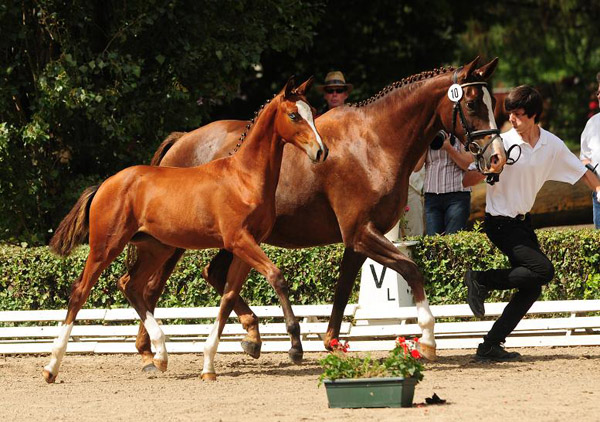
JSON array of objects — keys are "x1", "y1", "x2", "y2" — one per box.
[{"x1": 1, "y1": 226, "x2": 599, "y2": 311}]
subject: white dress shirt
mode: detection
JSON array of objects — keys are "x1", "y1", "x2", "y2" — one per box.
[
  {"x1": 485, "y1": 127, "x2": 586, "y2": 218},
  {"x1": 580, "y1": 113, "x2": 600, "y2": 168}
]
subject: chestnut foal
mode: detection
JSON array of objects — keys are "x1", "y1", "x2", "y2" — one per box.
[{"x1": 43, "y1": 77, "x2": 326, "y2": 383}]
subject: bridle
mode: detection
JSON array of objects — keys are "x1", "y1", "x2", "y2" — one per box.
[{"x1": 448, "y1": 68, "x2": 520, "y2": 185}]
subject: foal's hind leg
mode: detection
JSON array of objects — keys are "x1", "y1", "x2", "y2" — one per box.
[
  {"x1": 43, "y1": 241, "x2": 129, "y2": 383},
  {"x1": 353, "y1": 221, "x2": 437, "y2": 360},
  {"x1": 203, "y1": 249, "x2": 262, "y2": 358},
  {"x1": 133, "y1": 248, "x2": 185, "y2": 371},
  {"x1": 118, "y1": 239, "x2": 176, "y2": 373}
]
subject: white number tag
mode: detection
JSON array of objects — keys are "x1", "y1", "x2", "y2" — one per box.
[{"x1": 447, "y1": 84, "x2": 463, "y2": 102}]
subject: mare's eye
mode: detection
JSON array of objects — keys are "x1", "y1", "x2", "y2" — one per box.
[
  {"x1": 466, "y1": 101, "x2": 476, "y2": 111},
  {"x1": 288, "y1": 112, "x2": 298, "y2": 120}
]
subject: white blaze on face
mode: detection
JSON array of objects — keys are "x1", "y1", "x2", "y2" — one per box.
[
  {"x1": 295, "y1": 100, "x2": 324, "y2": 151},
  {"x1": 482, "y1": 86, "x2": 498, "y2": 130}
]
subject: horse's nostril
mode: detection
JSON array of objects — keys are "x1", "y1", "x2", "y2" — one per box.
[{"x1": 316, "y1": 149, "x2": 323, "y2": 162}]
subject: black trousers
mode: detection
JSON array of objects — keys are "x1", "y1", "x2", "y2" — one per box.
[{"x1": 477, "y1": 214, "x2": 555, "y2": 345}]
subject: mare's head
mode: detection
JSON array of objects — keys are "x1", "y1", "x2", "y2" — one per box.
[
  {"x1": 438, "y1": 57, "x2": 507, "y2": 176},
  {"x1": 274, "y1": 77, "x2": 328, "y2": 163}
]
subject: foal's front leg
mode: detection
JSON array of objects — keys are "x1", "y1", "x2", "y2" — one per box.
[{"x1": 230, "y1": 232, "x2": 302, "y2": 363}]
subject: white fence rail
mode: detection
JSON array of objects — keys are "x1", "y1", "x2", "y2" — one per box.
[{"x1": 1, "y1": 300, "x2": 599, "y2": 354}]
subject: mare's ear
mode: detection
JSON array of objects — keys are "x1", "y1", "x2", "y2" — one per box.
[
  {"x1": 294, "y1": 76, "x2": 315, "y2": 96},
  {"x1": 283, "y1": 75, "x2": 296, "y2": 99},
  {"x1": 459, "y1": 56, "x2": 481, "y2": 81},
  {"x1": 474, "y1": 57, "x2": 499, "y2": 80}
]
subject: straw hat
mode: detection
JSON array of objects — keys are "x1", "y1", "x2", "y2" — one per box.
[{"x1": 317, "y1": 71, "x2": 353, "y2": 93}]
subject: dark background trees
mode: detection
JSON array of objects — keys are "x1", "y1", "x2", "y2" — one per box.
[{"x1": 1, "y1": 0, "x2": 600, "y2": 245}]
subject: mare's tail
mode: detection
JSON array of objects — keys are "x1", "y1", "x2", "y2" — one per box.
[
  {"x1": 150, "y1": 132, "x2": 186, "y2": 166},
  {"x1": 49, "y1": 185, "x2": 99, "y2": 257}
]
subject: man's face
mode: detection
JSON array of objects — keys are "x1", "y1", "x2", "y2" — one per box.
[
  {"x1": 508, "y1": 108, "x2": 536, "y2": 133},
  {"x1": 596, "y1": 84, "x2": 600, "y2": 105},
  {"x1": 324, "y1": 87, "x2": 349, "y2": 109}
]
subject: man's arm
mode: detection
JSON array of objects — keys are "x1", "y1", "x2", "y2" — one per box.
[
  {"x1": 581, "y1": 169, "x2": 600, "y2": 193},
  {"x1": 463, "y1": 169, "x2": 485, "y2": 187},
  {"x1": 442, "y1": 136, "x2": 473, "y2": 171}
]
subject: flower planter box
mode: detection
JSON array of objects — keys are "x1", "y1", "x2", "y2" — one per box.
[{"x1": 323, "y1": 376, "x2": 417, "y2": 408}]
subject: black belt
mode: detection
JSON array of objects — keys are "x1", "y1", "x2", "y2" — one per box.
[{"x1": 485, "y1": 213, "x2": 529, "y2": 221}]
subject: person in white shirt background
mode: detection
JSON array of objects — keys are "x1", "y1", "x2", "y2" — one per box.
[
  {"x1": 462, "y1": 85, "x2": 600, "y2": 362},
  {"x1": 580, "y1": 72, "x2": 600, "y2": 229}
]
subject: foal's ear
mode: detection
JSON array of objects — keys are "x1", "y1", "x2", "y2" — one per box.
[
  {"x1": 460, "y1": 56, "x2": 481, "y2": 81},
  {"x1": 283, "y1": 75, "x2": 296, "y2": 99},
  {"x1": 294, "y1": 76, "x2": 315, "y2": 96},
  {"x1": 474, "y1": 57, "x2": 499, "y2": 80}
]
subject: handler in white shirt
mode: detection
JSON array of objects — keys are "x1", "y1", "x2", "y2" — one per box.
[
  {"x1": 462, "y1": 85, "x2": 600, "y2": 362},
  {"x1": 580, "y1": 73, "x2": 600, "y2": 228}
]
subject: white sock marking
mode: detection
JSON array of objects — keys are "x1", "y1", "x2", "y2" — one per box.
[
  {"x1": 144, "y1": 311, "x2": 167, "y2": 363},
  {"x1": 44, "y1": 322, "x2": 74, "y2": 376},
  {"x1": 202, "y1": 318, "x2": 221, "y2": 375}
]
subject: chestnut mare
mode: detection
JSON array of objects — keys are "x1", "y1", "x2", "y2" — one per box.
[
  {"x1": 136, "y1": 57, "x2": 507, "y2": 370},
  {"x1": 43, "y1": 77, "x2": 326, "y2": 383}
]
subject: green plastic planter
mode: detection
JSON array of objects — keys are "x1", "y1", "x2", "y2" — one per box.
[{"x1": 323, "y1": 377, "x2": 417, "y2": 408}]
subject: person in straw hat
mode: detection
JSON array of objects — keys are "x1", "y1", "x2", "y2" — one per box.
[{"x1": 316, "y1": 70, "x2": 353, "y2": 114}]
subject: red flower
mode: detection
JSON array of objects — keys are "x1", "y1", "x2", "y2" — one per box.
[
  {"x1": 413, "y1": 337, "x2": 419, "y2": 343},
  {"x1": 329, "y1": 338, "x2": 349, "y2": 353},
  {"x1": 329, "y1": 339, "x2": 339, "y2": 348},
  {"x1": 404, "y1": 205, "x2": 410, "y2": 212},
  {"x1": 396, "y1": 336, "x2": 406, "y2": 345},
  {"x1": 411, "y1": 349, "x2": 422, "y2": 359}
]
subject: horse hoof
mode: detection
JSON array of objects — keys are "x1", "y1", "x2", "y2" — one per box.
[
  {"x1": 153, "y1": 359, "x2": 168, "y2": 372},
  {"x1": 201, "y1": 372, "x2": 217, "y2": 381},
  {"x1": 42, "y1": 369, "x2": 56, "y2": 384},
  {"x1": 142, "y1": 363, "x2": 159, "y2": 373},
  {"x1": 288, "y1": 348, "x2": 303, "y2": 364},
  {"x1": 241, "y1": 340, "x2": 261, "y2": 359},
  {"x1": 420, "y1": 344, "x2": 437, "y2": 361}
]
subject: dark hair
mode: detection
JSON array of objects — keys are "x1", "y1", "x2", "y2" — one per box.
[
  {"x1": 504, "y1": 85, "x2": 543, "y2": 123},
  {"x1": 596, "y1": 72, "x2": 600, "y2": 84}
]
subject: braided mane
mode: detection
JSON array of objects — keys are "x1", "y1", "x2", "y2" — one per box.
[{"x1": 350, "y1": 66, "x2": 456, "y2": 108}]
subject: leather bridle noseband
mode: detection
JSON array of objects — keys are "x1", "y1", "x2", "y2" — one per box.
[{"x1": 448, "y1": 68, "x2": 520, "y2": 185}]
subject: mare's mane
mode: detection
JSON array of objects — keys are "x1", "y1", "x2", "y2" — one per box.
[{"x1": 349, "y1": 66, "x2": 456, "y2": 109}]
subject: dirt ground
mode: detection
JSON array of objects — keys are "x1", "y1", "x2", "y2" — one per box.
[{"x1": 1, "y1": 346, "x2": 599, "y2": 422}]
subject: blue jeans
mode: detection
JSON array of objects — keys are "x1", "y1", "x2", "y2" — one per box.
[
  {"x1": 424, "y1": 191, "x2": 471, "y2": 235},
  {"x1": 593, "y1": 192, "x2": 600, "y2": 229}
]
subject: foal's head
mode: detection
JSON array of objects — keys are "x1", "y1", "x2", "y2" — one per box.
[
  {"x1": 274, "y1": 77, "x2": 328, "y2": 163},
  {"x1": 438, "y1": 57, "x2": 507, "y2": 176}
]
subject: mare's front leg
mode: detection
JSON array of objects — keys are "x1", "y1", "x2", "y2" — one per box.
[
  {"x1": 202, "y1": 256, "x2": 251, "y2": 380},
  {"x1": 324, "y1": 248, "x2": 366, "y2": 350},
  {"x1": 203, "y1": 249, "x2": 262, "y2": 359},
  {"x1": 353, "y1": 221, "x2": 437, "y2": 360}
]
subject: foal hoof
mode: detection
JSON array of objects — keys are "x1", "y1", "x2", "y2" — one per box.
[
  {"x1": 241, "y1": 340, "x2": 261, "y2": 359},
  {"x1": 153, "y1": 359, "x2": 168, "y2": 372},
  {"x1": 420, "y1": 344, "x2": 437, "y2": 361},
  {"x1": 201, "y1": 372, "x2": 217, "y2": 381},
  {"x1": 42, "y1": 369, "x2": 57, "y2": 384},
  {"x1": 288, "y1": 347, "x2": 304, "y2": 364},
  {"x1": 141, "y1": 363, "x2": 159, "y2": 373}
]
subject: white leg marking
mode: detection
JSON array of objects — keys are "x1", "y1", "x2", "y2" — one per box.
[
  {"x1": 416, "y1": 299, "x2": 436, "y2": 348},
  {"x1": 44, "y1": 322, "x2": 74, "y2": 376},
  {"x1": 296, "y1": 100, "x2": 325, "y2": 151},
  {"x1": 144, "y1": 311, "x2": 167, "y2": 363},
  {"x1": 202, "y1": 318, "x2": 221, "y2": 375}
]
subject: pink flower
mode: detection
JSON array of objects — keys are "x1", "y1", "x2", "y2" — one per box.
[{"x1": 404, "y1": 206, "x2": 410, "y2": 212}]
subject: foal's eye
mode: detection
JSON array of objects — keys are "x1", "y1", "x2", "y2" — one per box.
[{"x1": 288, "y1": 112, "x2": 298, "y2": 121}]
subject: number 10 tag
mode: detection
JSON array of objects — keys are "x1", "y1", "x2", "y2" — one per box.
[{"x1": 447, "y1": 84, "x2": 463, "y2": 102}]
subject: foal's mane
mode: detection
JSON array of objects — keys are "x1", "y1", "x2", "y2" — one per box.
[
  {"x1": 350, "y1": 66, "x2": 456, "y2": 108},
  {"x1": 228, "y1": 88, "x2": 305, "y2": 156}
]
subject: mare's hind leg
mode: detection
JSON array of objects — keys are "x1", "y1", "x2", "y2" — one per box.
[
  {"x1": 133, "y1": 248, "x2": 185, "y2": 371},
  {"x1": 323, "y1": 248, "x2": 366, "y2": 350},
  {"x1": 228, "y1": 232, "x2": 303, "y2": 364},
  {"x1": 43, "y1": 240, "x2": 129, "y2": 383},
  {"x1": 118, "y1": 238, "x2": 176, "y2": 373},
  {"x1": 203, "y1": 249, "x2": 262, "y2": 358},
  {"x1": 352, "y1": 221, "x2": 437, "y2": 360}
]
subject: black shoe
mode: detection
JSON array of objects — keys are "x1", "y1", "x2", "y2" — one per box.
[
  {"x1": 464, "y1": 270, "x2": 488, "y2": 318},
  {"x1": 475, "y1": 343, "x2": 522, "y2": 362}
]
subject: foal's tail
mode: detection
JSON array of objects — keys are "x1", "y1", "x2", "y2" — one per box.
[
  {"x1": 150, "y1": 131, "x2": 186, "y2": 166},
  {"x1": 49, "y1": 185, "x2": 99, "y2": 257}
]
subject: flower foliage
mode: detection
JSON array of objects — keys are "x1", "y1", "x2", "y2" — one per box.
[{"x1": 318, "y1": 337, "x2": 425, "y2": 386}]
